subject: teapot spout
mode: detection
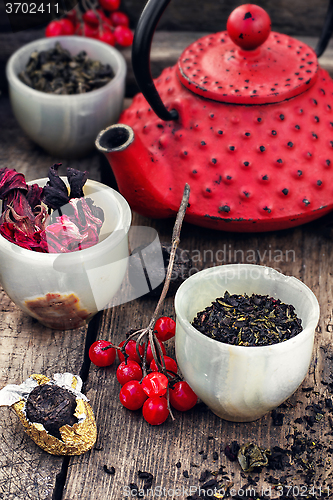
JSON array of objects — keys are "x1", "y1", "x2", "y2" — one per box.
[{"x1": 95, "y1": 124, "x2": 173, "y2": 218}]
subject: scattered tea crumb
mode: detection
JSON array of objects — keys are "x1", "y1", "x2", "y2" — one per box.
[
  {"x1": 138, "y1": 471, "x2": 153, "y2": 482},
  {"x1": 199, "y1": 470, "x2": 211, "y2": 482},
  {"x1": 225, "y1": 441, "x2": 240, "y2": 461},
  {"x1": 103, "y1": 464, "x2": 115, "y2": 475},
  {"x1": 329, "y1": 415, "x2": 333, "y2": 429},
  {"x1": 304, "y1": 414, "x2": 316, "y2": 427},
  {"x1": 272, "y1": 409, "x2": 284, "y2": 426},
  {"x1": 129, "y1": 483, "x2": 140, "y2": 497},
  {"x1": 183, "y1": 470, "x2": 189, "y2": 478},
  {"x1": 325, "y1": 398, "x2": 333, "y2": 409}
]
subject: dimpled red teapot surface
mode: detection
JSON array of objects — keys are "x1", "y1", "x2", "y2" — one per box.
[{"x1": 117, "y1": 4, "x2": 333, "y2": 231}]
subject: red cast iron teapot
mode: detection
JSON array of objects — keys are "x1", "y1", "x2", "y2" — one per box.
[{"x1": 96, "y1": 0, "x2": 333, "y2": 232}]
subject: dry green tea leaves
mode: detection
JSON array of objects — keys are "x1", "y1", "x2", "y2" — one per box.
[
  {"x1": 19, "y1": 42, "x2": 114, "y2": 94},
  {"x1": 192, "y1": 291, "x2": 302, "y2": 346}
]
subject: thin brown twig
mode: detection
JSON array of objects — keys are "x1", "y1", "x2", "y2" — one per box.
[
  {"x1": 147, "y1": 183, "x2": 190, "y2": 327},
  {"x1": 105, "y1": 184, "x2": 190, "y2": 420},
  {"x1": 138, "y1": 184, "x2": 190, "y2": 418}
]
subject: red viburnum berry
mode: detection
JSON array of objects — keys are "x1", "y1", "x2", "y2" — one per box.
[
  {"x1": 169, "y1": 381, "x2": 198, "y2": 411},
  {"x1": 98, "y1": 0, "x2": 120, "y2": 12},
  {"x1": 110, "y1": 11, "x2": 130, "y2": 27},
  {"x1": 119, "y1": 380, "x2": 147, "y2": 410},
  {"x1": 118, "y1": 339, "x2": 144, "y2": 364},
  {"x1": 154, "y1": 316, "x2": 176, "y2": 342},
  {"x1": 142, "y1": 396, "x2": 169, "y2": 425},
  {"x1": 116, "y1": 359, "x2": 143, "y2": 386},
  {"x1": 150, "y1": 356, "x2": 178, "y2": 374},
  {"x1": 45, "y1": 20, "x2": 63, "y2": 37},
  {"x1": 89, "y1": 340, "x2": 116, "y2": 367},
  {"x1": 114, "y1": 25, "x2": 134, "y2": 47},
  {"x1": 142, "y1": 372, "x2": 169, "y2": 398},
  {"x1": 58, "y1": 18, "x2": 75, "y2": 35},
  {"x1": 98, "y1": 27, "x2": 116, "y2": 46}
]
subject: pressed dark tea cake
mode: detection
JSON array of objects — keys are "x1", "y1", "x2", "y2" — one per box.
[
  {"x1": 0, "y1": 373, "x2": 97, "y2": 455},
  {"x1": 25, "y1": 384, "x2": 78, "y2": 440}
]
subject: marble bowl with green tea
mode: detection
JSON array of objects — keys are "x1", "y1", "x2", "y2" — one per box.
[
  {"x1": 6, "y1": 36, "x2": 126, "y2": 158},
  {"x1": 174, "y1": 264, "x2": 320, "y2": 422}
]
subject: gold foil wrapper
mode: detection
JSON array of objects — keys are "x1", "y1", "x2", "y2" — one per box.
[
  {"x1": 31, "y1": 374, "x2": 51, "y2": 386},
  {"x1": 7, "y1": 373, "x2": 97, "y2": 456}
]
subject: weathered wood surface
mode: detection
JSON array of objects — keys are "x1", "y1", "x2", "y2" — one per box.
[
  {"x1": 61, "y1": 223, "x2": 333, "y2": 500},
  {"x1": 1, "y1": 82, "x2": 333, "y2": 500}
]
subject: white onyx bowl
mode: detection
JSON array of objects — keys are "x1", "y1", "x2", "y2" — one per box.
[
  {"x1": 6, "y1": 36, "x2": 126, "y2": 158},
  {"x1": 0, "y1": 178, "x2": 131, "y2": 329},
  {"x1": 174, "y1": 264, "x2": 320, "y2": 422}
]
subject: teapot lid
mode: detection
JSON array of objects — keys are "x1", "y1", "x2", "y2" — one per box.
[{"x1": 177, "y1": 5, "x2": 318, "y2": 105}]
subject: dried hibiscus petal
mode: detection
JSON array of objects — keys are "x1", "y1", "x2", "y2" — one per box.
[
  {"x1": 34, "y1": 205, "x2": 48, "y2": 230},
  {"x1": 26, "y1": 184, "x2": 43, "y2": 210},
  {"x1": 0, "y1": 168, "x2": 27, "y2": 200},
  {"x1": 0, "y1": 165, "x2": 104, "y2": 253},
  {"x1": 0, "y1": 222, "x2": 47, "y2": 252},
  {"x1": 42, "y1": 163, "x2": 70, "y2": 210},
  {"x1": 42, "y1": 198, "x2": 102, "y2": 253},
  {"x1": 3, "y1": 189, "x2": 35, "y2": 221},
  {"x1": 85, "y1": 197, "x2": 104, "y2": 224},
  {"x1": 48, "y1": 163, "x2": 69, "y2": 196},
  {"x1": 42, "y1": 186, "x2": 70, "y2": 211},
  {"x1": 69, "y1": 198, "x2": 104, "y2": 232},
  {"x1": 67, "y1": 167, "x2": 88, "y2": 199}
]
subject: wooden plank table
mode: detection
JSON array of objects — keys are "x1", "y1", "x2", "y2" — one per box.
[{"x1": 1, "y1": 80, "x2": 333, "y2": 500}]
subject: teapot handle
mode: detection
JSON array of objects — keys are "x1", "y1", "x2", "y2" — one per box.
[
  {"x1": 132, "y1": 0, "x2": 179, "y2": 121},
  {"x1": 316, "y1": 0, "x2": 333, "y2": 56}
]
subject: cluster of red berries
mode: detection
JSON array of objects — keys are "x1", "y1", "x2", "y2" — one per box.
[
  {"x1": 89, "y1": 316, "x2": 198, "y2": 425},
  {"x1": 45, "y1": 0, "x2": 133, "y2": 47}
]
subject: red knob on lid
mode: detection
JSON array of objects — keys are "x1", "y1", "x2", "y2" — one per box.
[
  {"x1": 226, "y1": 4, "x2": 271, "y2": 51},
  {"x1": 177, "y1": 3, "x2": 318, "y2": 104}
]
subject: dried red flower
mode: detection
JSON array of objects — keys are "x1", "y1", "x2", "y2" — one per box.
[{"x1": 0, "y1": 165, "x2": 104, "y2": 253}]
